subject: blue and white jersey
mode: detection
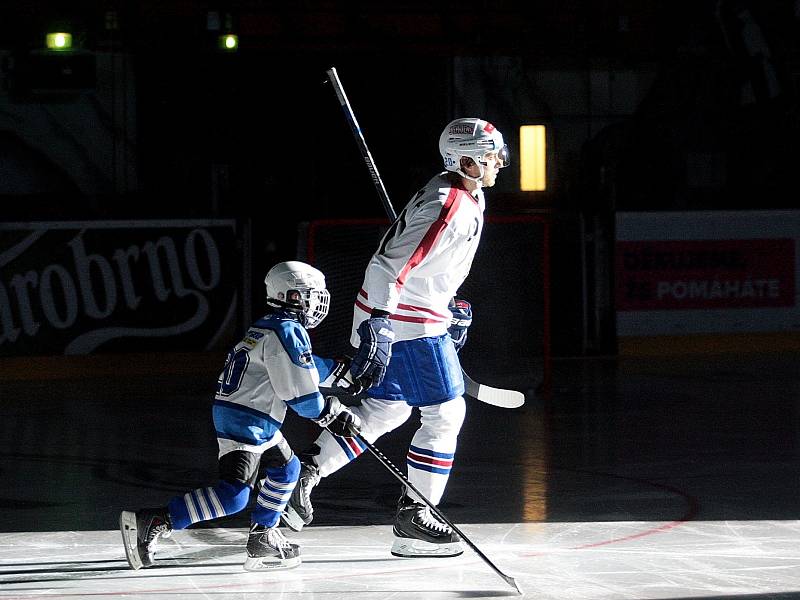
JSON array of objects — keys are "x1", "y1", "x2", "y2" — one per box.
[{"x1": 212, "y1": 313, "x2": 327, "y2": 457}]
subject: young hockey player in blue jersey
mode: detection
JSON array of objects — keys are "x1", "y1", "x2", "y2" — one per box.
[
  {"x1": 120, "y1": 261, "x2": 360, "y2": 571},
  {"x1": 282, "y1": 118, "x2": 509, "y2": 558}
]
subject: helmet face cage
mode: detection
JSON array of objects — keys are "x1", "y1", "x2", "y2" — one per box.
[
  {"x1": 299, "y1": 287, "x2": 331, "y2": 329},
  {"x1": 439, "y1": 118, "x2": 510, "y2": 181},
  {"x1": 264, "y1": 261, "x2": 331, "y2": 329}
]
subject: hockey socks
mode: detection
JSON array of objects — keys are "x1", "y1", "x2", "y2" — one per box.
[
  {"x1": 281, "y1": 461, "x2": 320, "y2": 531},
  {"x1": 167, "y1": 457, "x2": 300, "y2": 531},
  {"x1": 167, "y1": 480, "x2": 250, "y2": 530},
  {"x1": 252, "y1": 456, "x2": 300, "y2": 528}
]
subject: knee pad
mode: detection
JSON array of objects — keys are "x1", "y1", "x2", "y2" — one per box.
[
  {"x1": 219, "y1": 450, "x2": 261, "y2": 488},
  {"x1": 218, "y1": 437, "x2": 295, "y2": 489},
  {"x1": 259, "y1": 437, "x2": 295, "y2": 470}
]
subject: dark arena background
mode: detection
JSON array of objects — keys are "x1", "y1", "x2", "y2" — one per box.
[
  {"x1": 1, "y1": 2, "x2": 800, "y2": 598},
  {"x1": 300, "y1": 215, "x2": 549, "y2": 394}
]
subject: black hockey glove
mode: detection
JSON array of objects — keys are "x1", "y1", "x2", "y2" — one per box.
[
  {"x1": 349, "y1": 315, "x2": 394, "y2": 390},
  {"x1": 447, "y1": 297, "x2": 472, "y2": 353},
  {"x1": 314, "y1": 396, "x2": 362, "y2": 438}
]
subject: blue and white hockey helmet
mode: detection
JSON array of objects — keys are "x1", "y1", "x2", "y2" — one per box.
[
  {"x1": 439, "y1": 118, "x2": 509, "y2": 181},
  {"x1": 264, "y1": 261, "x2": 330, "y2": 328}
]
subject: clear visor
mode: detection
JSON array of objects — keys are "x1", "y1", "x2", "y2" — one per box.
[
  {"x1": 497, "y1": 144, "x2": 510, "y2": 168},
  {"x1": 477, "y1": 145, "x2": 510, "y2": 172}
]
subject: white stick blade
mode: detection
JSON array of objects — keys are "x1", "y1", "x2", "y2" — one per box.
[
  {"x1": 473, "y1": 384, "x2": 525, "y2": 408},
  {"x1": 463, "y1": 372, "x2": 526, "y2": 408}
]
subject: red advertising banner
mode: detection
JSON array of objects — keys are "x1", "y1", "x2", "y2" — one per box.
[{"x1": 616, "y1": 239, "x2": 796, "y2": 311}]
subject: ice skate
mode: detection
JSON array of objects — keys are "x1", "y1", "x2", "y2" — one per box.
[
  {"x1": 244, "y1": 524, "x2": 301, "y2": 571},
  {"x1": 280, "y1": 461, "x2": 320, "y2": 532},
  {"x1": 119, "y1": 508, "x2": 173, "y2": 570},
  {"x1": 391, "y1": 494, "x2": 464, "y2": 558}
]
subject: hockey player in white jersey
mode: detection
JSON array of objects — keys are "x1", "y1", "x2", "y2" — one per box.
[
  {"x1": 120, "y1": 261, "x2": 360, "y2": 571},
  {"x1": 282, "y1": 118, "x2": 508, "y2": 558}
]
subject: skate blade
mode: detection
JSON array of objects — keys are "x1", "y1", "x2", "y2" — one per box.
[
  {"x1": 390, "y1": 537, "x2": 464, "y2": 558},
  {"x1": 243, "y1": 555, "x2": 301, "y2": 571},
  {"x1": 119, "y1": 511, "x2": 143, "y2": 570},
  {"x1": 280, "y1": 506, "x2": 307, "y2": 532}
]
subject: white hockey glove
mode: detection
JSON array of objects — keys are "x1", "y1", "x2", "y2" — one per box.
[
  {"x1": 350, "y1": 314, "x2": 394, "y2": 390},
  {"x1": 447, "y1": 297, "x2": 472, "y2": 353},
  {"x1": 314, "y1": 396, "x2": 362, "y2": 438}
]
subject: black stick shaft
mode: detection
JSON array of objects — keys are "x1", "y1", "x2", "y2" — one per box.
[{"x1": 326, "y1": 67, "x2": 398, "y2": 221}]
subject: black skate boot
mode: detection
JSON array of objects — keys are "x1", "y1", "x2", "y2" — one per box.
[
  {"x1": 280, "y1": 461, "x2": 320, "y2": 532},
  {"x1": 244, "y1": 523, "x2": 301, "y2": 571},
  {"x1": 391, "y1": 493, "x2": 464, "y2": 558},
  {"x1": 120, "y1": 508, "x2": 173, "y2": 570}
]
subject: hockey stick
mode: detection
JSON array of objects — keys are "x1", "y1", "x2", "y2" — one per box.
[
  {"x1": 354, "y1": 432, "x2": 522, "y2": 595},
  {"x1": 324, "y1": 66, "x2": 524, "y2": 410},
  {"x1": 463, "y1": 371, "x2": 524, "y2": 409},
  {"x1": 322, "y1": 359, "x2": 524, "y2": 409}
]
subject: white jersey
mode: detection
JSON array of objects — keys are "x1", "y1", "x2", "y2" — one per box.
[
  {"x1": 213, "y1": 313, "x2": 326, "y2": 457},
  {"x1": 351, "y1": 172, "x2": 484, "y2": 344}
]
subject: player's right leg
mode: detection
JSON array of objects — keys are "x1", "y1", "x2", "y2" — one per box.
[
  {"x1": 389, "y1": 334, "x2": 466, "y2": 557},
  {"x1": 391, "y1": 398, "x2": 466, "y2": 558},
  {"x1": 281, "y1": 397, "x2": 412, "y2": 531}
]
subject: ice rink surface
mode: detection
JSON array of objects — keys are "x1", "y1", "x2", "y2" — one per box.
[
  {"x1": 1, "y1": 347, "x2": 800, "y2": 599},
  {"x1": 3, "y1": 520, "x2": 800, "y2": 599}
]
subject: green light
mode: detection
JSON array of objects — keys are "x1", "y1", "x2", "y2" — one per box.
[
  {"x1": 219, "y1": 34, "x2": 238, "y2": 51},
  {"x1": 46, "y1": 32, "x2": 73, "y2": 51}
]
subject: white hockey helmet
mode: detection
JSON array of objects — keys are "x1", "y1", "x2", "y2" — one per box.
[
  {"x1": 263, "y1": 261, "x2": 330, "y2": 329},
  {"x1": 439, "y1": 118, "x2": 510, "y2": 181}
]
